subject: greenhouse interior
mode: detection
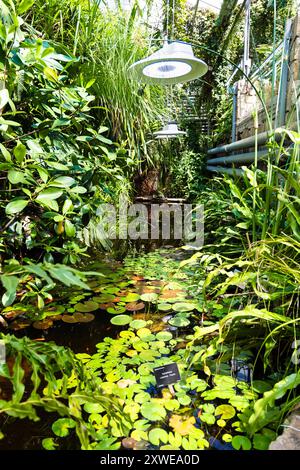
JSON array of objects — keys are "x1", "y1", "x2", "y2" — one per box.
[{"x1": 0, "y1": 0, "x2": 300, "y2": 458}]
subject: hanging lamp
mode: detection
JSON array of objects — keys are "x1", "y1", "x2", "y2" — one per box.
[
  {"x1": 153, "y1": 121, "x2": 186, "y2": 139},
  {"x1": 128, "y1": 40, "x2": 208, "y2": 85}
]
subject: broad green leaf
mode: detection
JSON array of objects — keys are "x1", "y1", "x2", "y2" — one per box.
[
  {"x1": 62, "y1": 199, "x2": 73, "y2": 215},
  {"x1": 1, "y1": 274, "x2": 19, "y2": 306},
  {"x1": 7, "y1": 169, "x2": 27, "y2": 185},
  {"x1": 0, "y1": 143, "x2": 11, "y2": 162},
  {"x1": 13, "y1": 142, "x2": 26, "y2": 163},
  {"x1": 36, "y1": 188, "x2": 63, "y2": 201},
  {"x1": 0, "y1": 89, "x2": 9, "y2": 109},
  {"x1": 5, "y1": 198, "x2": 29, "y2": 215},
  {"x1": 50, "y1": 176, "x2": 75, "y2": 188},
  {"x1": 43, "y1": 67, "x2": 58, "y2": 82},
  {"x1": 65, "y1": 219, "x2": 76, "y2": 237}
]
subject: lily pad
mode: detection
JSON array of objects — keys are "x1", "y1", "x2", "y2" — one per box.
[
  {"x1": 126, "y1": 302, "x2": 145, "y2": 311},
  {"x1": 92, "y1": 294, "x2": 115, "y2": 303},
  {"x1": 102, "y1": 287, "x2": 120, "y2": 295},
  {"x1": 172, "y1": 302, "x2": 195, "y2": 312},
  {"x1": 156, "y1": 331, "x2": 173, "y2": 341},
  {"x1": 73, "y1": 312, "x2": 95, "y2": 323},
  {"x1": 52, "y1": 418, "x2": 76, "y2": 437},
  {"x1": 168, "y1": 316, "x2": 190, "y2": 327},
  {"x1": 215, "y1": 404, "x2": 236, "y2": 420},
  {"x1": 140, "y1": 402, "x2": 166, "y2": 421},
  {"x1": 231, "y1": 435, "x2": 252, "y2": 450},
  {"x1": 74, "y1": 301, "x2": 99, "y2": 312},
  {"x1": 130, "y1": 319, "x2": 147, "y2": 329},
  {"x1": 140, "y1": 293, "x2": 159, "y2": 302},
  {"x1": 61, "y1": 315, "x2": 78, "y2": 323},
  {"x1": 99, "y1": 302, "x2": 115, "y2": 310},
  {"x1": 157, "y1": 303, "x2": 172, "y2": 312},
  {"x1": 110, "y1": 315, "x2": 132, "y2": 326},
  {"x1": 42, "y1": 438, "x2": 58, "y2": 450},
  {"x1": 148, "y1": 428, "x2": 169, "y2": 446},
  {"x1": 136, "y1": 328, "x2": 152, "y2": 338},
  {"x1": 120, "y1": 293, "x2": 140, "y2": 302},
  {"x1": 107, "y1": 306, "x2": 126, "y2": 315},
  {"x1": 32, "y1": 319, "x2": 53, "y2": 330}
]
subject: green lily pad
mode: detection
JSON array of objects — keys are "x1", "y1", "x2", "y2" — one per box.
[
  {"x1": 102, "y1": 287, "x2": 120, "y2": 294},
  {"x1": 61, "y1": 315, "x2": 78, "y2": 323},
  {"x1": 140, "y1": 402, "x2": 166, "y2": 421},
  {"x1": 139, "y1": 349, "x2": 161, "y2": 361},
  {"x1": 168, "y1": 316, "x2": 190, "y2": 327},
  {"x1": 74, "y1": 301, "x2": 99, "y2": 312},
  {"x1": 148, "y1": 428, "x2": 169, "y2": 446},
  {"x1": 42, "y1": 438, "x2": 58, "y2": 450},
  {"x1": 110, "y1": 315, "x2": 132, "y2": 326},
  {"x1": 52, "y1": 418, "x2": 76, "y2": 437},
  {"x1": 231, "y1": 435, "x2": 252, "y2": 450},
  {"x1": 130, "y1": 319, "x2": 147, "y2": 329},
  {"x1": 140, "y1": 293, "x2": 159, "y2": 302},
  {"x1": 172, "y1": 302, "x2": 195, "y2": 312},
  {"x1": 157, "y1": 303, "x2": 172, "y2": 312},
  {"x1": 137, "y1": 327, "x2": 152, "y2": 338},
  {"x1": 215, "y1": 404, "x2": 236, "y2": 420},
  {"x1": 107, "y1": 306, "x2": 126, "y2": 314},
  {"x1": 120, "y1": 293, "x2": 140, "y2": 302},
  {"x1": 92, "y1": 294, "x2": 115, "y2": 303},
  {"x1": 73, "y1": 312, "x2": 95, "y2": 323},
  {"x1": 156, "y1": 331, "x2": 173, "y2": 341}
]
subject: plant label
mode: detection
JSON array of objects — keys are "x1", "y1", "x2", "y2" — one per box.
[{"x1": 153, "y1": 363, "x2": 180, "y2": 387}]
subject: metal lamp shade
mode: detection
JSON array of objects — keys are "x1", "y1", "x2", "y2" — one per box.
[
  {"x1": 153, "y1": 122, "x2": 186, "y2": 139},
  {"x1": 128, "y1": 41, "x2": 208, "y2": 85}
]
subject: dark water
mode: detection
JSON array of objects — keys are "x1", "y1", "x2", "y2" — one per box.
[
  {"x1": 13, "y1": 311, "x2": 119, "y2": 354},
  {"x1": 0, "y1": 311, "x2": 123, "y2": 450}
]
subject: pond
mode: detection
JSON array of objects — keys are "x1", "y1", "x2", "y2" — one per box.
[{"x1": 0, "y1": 248, "x2": 268, "y2": 451}]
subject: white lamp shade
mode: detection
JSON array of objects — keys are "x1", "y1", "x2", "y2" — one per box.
[
  {"x1": 128, "y1": 41, "x2": 208, "y2": 85},
  {"x1": 154, "y1": 122, "x2": 186, "y2": 139}
]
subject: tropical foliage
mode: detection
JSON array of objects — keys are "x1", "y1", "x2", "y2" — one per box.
[{"x1": 0, "y1": 0, "x2": 299, "y2": 454}]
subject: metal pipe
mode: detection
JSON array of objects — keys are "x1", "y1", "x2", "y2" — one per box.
[
  {"x1": 207, "y1": 128, "x2": 283, "y2": 155},
  {"x1": 277, "y1": 19, "x2": 292, "y2": 127},
  {"x1": 207, "y1": 149, "x2": 267, "y2": 165},
  {"x1": 207, "y1": 166, "x2": 244, "y2": 176},
  {"x1": 231, "y1": 83, "x2": 238, "y2": 143}
]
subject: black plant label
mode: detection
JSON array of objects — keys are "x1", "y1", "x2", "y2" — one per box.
[{"x1": 153, "y1": 363, "x2": 180, "y2": 387}]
